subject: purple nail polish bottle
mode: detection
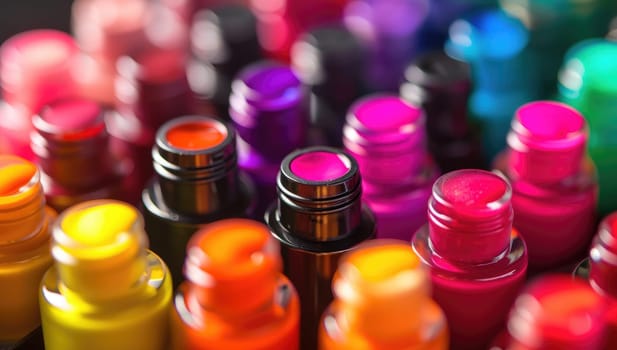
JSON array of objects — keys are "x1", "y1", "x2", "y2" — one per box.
[
  {"x1": 229, "y1": 61, "x2": 308, "y2": 219},
  {"x1": 344, "y1": 0, "x2": 430, "y2": 92},
  {"x1": 265, "y1": 146, "x2": 376, "y2": 350},
  {"x1": 343, "y1": 95, "x2": 438, "y2": 241}
]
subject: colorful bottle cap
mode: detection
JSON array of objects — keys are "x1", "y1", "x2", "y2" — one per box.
[
  {"x1": 507, "y1": 275, "x2": 608, "y2": 349},
  {"x1": 184, "y1": 219, "x2": 281, "y2": 313},
  {"x1": 507, "y1": 101, "x2": 587, "y2": 182},
  {"x1": 428, "y1": 169, "x2": 513, "y2": 263},
  {"x1": 344, "y1": 95, "x2": 426, "y2": 184}
]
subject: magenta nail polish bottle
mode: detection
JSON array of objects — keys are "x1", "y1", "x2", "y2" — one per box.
[
  {"x1": 494, "y1": 101, "x2": 597, "y2": 271},
  {"x1": 106, "y1": 48, "x2": 196, "y2": 204},
  {"x1": 30, "y1": 98, "x2": 128, "y2": 212},
  {"x1": 412, "y1": 169, "x2": 528, "y2": 350},
  {"x1": 229, "y1": 61, "x2": 308, "y2": 219},
  {"x1": 343, "y1": 95, "x2": 438, "y2": 241}
]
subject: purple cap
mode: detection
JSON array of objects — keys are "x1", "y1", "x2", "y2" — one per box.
[{"x1": 229, "y1": 61, "x2": 307, "y2": 161}]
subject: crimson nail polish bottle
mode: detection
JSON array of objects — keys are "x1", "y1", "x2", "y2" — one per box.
[
  {"x1": 412, "y1": 169, "x2": 528, "y2": 350},
  {"x1": 291, "y1": 24, "x2": 366, "y2": 147},
  {"x1": 142, "y1": 116, "x2": 254, "y2": 287},
  {"x1": 401, "y1": 51, "x2": 484, "y2": 172},
  {"x1": 586, "y1": 213, "x2": 617, "y2": 348},
  {"x1": 494, "y1": 275, "x2": 609, "y2": 350},
  {"x1": 494, "y1": 101, "x2": 597, "y2": 272},
  {"x1": 107, "y1": 48, "x2": 196, "y2": 204},
  {"x1": 229, "y1": 61, "x2": 308, "y2": 219},
  {"x1": 0, "y1": 30, "x2": 78, "y2": 160},
  {"x1": 265, "y1": 147, "x2": 376, "y2": 350},
  {"x1": 188, "y1": 5, "x2": 262, "y2": 120},
  {"x1": 31, "y1": 98, "x2": 127, "y2": 212},
  {"x1": 343, "y1": 95, "x2": 438, "y2": 241}
]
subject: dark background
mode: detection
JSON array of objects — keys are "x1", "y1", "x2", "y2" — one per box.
[{"x1": 0, "y1": 0, "x2": 73, "y2": 43}]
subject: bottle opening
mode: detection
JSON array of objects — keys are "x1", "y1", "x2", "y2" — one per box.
[
  {"x1": 289, "y1": 150, "x2": 351, "y2": 182},
  {"x1": 516, "y1": 101, "x2": 584, "y2": 143},
  {"x1": 353, "y1": 96, "x2": 422, "y2": 131},
  {"x1": 165, "y1": 120, "x2": 227, "y2": 151},
  {"x1": 37, "y1": 99, "x2": 104, "y2": 141}
]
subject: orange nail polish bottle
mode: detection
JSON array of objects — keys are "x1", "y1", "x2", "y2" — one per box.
[
  {"x1": 319, "y1": 240, "x2": 448, "y2": 350},
  {"x1": 0, "y1": 155, "x2": 55, "y2": 346},
  {"x1": 171, "y1": 219, "x2": 300, "y2": 350}
]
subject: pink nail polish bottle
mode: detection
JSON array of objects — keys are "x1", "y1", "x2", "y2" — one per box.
[
  {"x1": 588, "y1": 212, "x2": 617, "y2": 348},
  {"x1": 494, "y1": 101, "x2": 597, "y2": 271},
  {"x1": 412, "y1": 169, "x2": 528, "y2": 350},
  {"x1": 343, "y1": 95, "x2": 438, "y2": 241},
  {"x1": 496, "y1": 275, "x2": 609, "y2": 350}
]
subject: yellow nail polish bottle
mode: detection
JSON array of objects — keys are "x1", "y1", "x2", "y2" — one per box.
[
  {"x1": 0, "y1": 155, "x2": 55, "y2": 346},
  {"x1": 39, "y1": 200, "x2": 172, "y2": 350}
]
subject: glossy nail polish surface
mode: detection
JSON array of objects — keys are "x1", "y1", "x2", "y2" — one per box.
[
  {"x1": 589, "y1": 213, "x2": 617, "y2": 299},
  {"x1": 558, "y1": 39, "x2": 617, "y2": 216},
  {"x1": 31, "y1": 98, "x2": 127, "y2": 212},
  {"x1": 142, "y1": 116, "x2": 254, "y2": 286},
  {"x1": 266, "y1": 147, "x2": 376, "y2": 350},
  {"x1": 172, "y1": 219, "x2": 299, "y2": 349},
  {"x1": 401, "y1": 51, "x2": 484, "y2": 172},
  {"x1": 0, "y1": 156, "x2": 55, "y2": 346},
  {"x1": 446, "y1": 9, "x2": 537, "y2": 164},
  {"x1": 412, "y1": 169, "x2": 528, "y2": 349},
  {"x1": 40, "y1": 200, "x2": 172, "y2": 350},
  {"x1": 230, "y1": 62, "x2": 307, "y2": 218},
  {"x1": 494, "y1": 101, "x2": 597, "y2": 271},
  {"x1": 319, "y1": 240, "x2": 448, "y2": 350},
  {"x1": 343, "y1": 95, "x2": 438, "y2": 240}
]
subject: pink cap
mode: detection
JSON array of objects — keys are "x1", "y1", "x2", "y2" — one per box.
[
  {"x1": 507, "y1": 101, "x2": 587, "y2": 183},
  {"x1": 428, "y1": 169, "x2": 513, "y2": 263},
  {"x1": 290, "y1": 150, "x2": 351, "y2": 182},
  {"x1": 0, "y1": 30, "x2": 78, "y2": 112}
]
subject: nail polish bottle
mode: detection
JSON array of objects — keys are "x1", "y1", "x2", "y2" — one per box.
[
  {"x1": 188, "y1": 5, "x2": 262, "y2": 119},
  {"x1": 412, "y1": 169, "x2": 528, "y2": 350},
  {"x1": 71, "y1": 0, "x2": 149, "y2": 104},
  {"x1": 39, "y1": 200, "x2": 172, "y2": 350},
  {"x1": 401, "y1": 51, "x2": 484, "y2": 172},
  {"x1": 142, "y1": 115, "x2": 254, "y2": 286},
  {"x1": 0, "y1": 156, "x2": 55, "y2": 347},
  {"x1": 229, "y1": 61, "x2": 308, "y2": 218},
  {"x1": 265, "y1": 146, "x2": 376, "y2": 350},
  {"x1": 343, "y1": 95, "x2": 438, "y2": 241},
  {"x1": 585, "y1": 212, "x2": 617, "y2": 348},
  {"x1": 107, "y1": 48, "x2": 195, "y2": 204},
  {"x1": 558, "y1": 39, "x2": 617, "y2": 216},
  {"x1": 171, "y1": 219, "x2": 300, "y2": 349},
  {"x1": 446, "y1": 9, "x2": 537, "y2": 164},
  {"x1": 493, "y1": 101, "x2": 597, "y2": 271},
  {"x1": 319, "y1": 240, "x2": 448, "y2": 350},
  {"x1": 500, "y1": 0, "x2": 617, "y2": 98},
  {"x1": 495, "y1": 275, "x2": 609, "y2": 350},
  {"x1": 291, "y1": 24, "x2": 366, "y2": 147},
  {"x1": 344, "y1": 0, "x2": 429, "y2": 92},
  {"x1": 249, "y1": 0, "x2": 347, "y2": 61},
  {"x1": 0, "y1": 30, "x2": 78, "y2": 160},
  {"x1": 31, "y1": 98, "x2": 128, "y2": 212}
]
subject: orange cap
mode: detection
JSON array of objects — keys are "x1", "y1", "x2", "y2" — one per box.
[
  {"x1": 184, "y1": 219, "x2": 281, "y2": 315},
  {"x1": 333, "y1": 240, "x2": 430, "y2": 340},
  {"x1": 165, "y1": 119, "x2": 227, "y2": 151}
]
